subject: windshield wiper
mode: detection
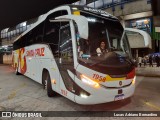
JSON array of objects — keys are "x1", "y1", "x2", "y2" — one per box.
[
  {"x1": 89, "y1": 51, "x2": 130, "y2": 67},
  {"x1": 90, "y1": 59, "x2": 106, "y2": 67}
]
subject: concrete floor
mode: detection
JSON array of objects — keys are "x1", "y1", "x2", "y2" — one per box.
[{"x1": 0, "y1": 65, "x2": 160, "y2": 120}]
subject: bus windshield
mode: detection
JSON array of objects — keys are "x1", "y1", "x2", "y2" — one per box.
[{"x1": 76, "y1": 12, "x2": 132, "y2": 67}]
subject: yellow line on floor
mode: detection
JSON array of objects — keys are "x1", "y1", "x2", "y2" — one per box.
[
  {"x1": 8, "y1": 83, "x2": 26, "y2": 100},
  {"x1": 143, "y1": 101, "x2": 160, "y2": 110}
]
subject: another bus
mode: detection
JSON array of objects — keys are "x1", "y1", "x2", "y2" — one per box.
[{"x1": 13, "y1": 5, "x2": 136, "y2": 104}]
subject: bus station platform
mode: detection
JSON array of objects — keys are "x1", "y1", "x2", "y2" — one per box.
[{"x1": 136, "y1": 66, "x2": 160, "y2": 77}]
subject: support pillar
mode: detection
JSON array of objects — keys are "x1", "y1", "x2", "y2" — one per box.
[{"x1": 136, "y1": 49, "x2": 139, "y2": 58}]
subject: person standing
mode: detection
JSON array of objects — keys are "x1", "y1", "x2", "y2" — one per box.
[
  {"x1": 149, "y1": 55, "x2": 153, "y2": 67},
  {"x1": 155, "y1": 55, "x2": 160, "y2": 67},
  {"x1": 158, "y1": 55, "x2": 160, "y2": 67},
  {"x1": 143, "y1": 57, "x2": 147, "y2": 67},
  {"x1": 138, "y1": 56, "x2": 142, "y2": 67}
]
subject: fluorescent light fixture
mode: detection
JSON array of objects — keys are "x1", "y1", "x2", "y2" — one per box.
[
  {"x1": 136, "y1": 19, "x2": 148, "y2": 23},
  {"x1": 2, "y1": 45, "x2": 8, "y2": 48},
  {"x1": 22, "y1": 22, "x2": 26, "y2": 26}
]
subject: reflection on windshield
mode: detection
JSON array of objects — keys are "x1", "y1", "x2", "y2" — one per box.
[{"x1": 75, "y1": 12, "x2": 132, "y2": 68}]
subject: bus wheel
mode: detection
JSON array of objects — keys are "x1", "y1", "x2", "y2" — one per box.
[
  {"x1": 15, "y1": 68, "x2": 20, "y2": 75},
  {"x1": 43, "y1": 71, "x2": 55, "y2": 97}
]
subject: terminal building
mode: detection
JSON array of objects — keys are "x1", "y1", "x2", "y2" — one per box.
[{"x1": 0, "y1": 0, "x2": 160, "y2": 64}]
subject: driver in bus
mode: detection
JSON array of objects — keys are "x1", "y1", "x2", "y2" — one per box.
[{"x1": 96, "y1": 41, "x2": 108, "y2": 56}]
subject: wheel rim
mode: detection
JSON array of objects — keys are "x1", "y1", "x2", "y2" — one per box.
[{"x1": 44, "y1": 79, "x2": 47, "y2": 90}]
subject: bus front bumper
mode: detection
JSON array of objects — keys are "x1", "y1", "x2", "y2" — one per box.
[{"x1": 74, "y1": 82, "x2": 135, "y2": 105}]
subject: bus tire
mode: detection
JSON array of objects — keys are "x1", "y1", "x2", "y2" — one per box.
[
  {"x1": 43, "y1": 71, "x2": 55, "y2": 97},
  {"x1": 15, "y1": 68, "x2": 20, "y2": 75}
]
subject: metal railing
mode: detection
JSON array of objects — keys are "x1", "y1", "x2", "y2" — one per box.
[{"x1": 85, "y1": 0, "x2": 141, "y2": 9}]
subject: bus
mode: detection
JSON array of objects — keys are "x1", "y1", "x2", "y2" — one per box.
[{"x1": 13, "y1": 5, "x2": 136, "y2": 104}]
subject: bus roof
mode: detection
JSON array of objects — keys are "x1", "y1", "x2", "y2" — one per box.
[
  {"x1": 14, "y1": 5, "x2": 71, "y2": 43},
  {"x1": 68, "y1": 5, "x2": 118, "y2": 20},
  {"x1": 14, "y1": 5, "x2": 119, "y2": 43}
]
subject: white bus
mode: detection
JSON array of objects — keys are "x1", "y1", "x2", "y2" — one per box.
[{"x1": 13, "y1": 5, "x2": 136, "y2": 104}]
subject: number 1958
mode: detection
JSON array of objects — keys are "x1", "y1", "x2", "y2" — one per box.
[{"x1": 93, "y1": 74, "x2": 106, "y2": 82}]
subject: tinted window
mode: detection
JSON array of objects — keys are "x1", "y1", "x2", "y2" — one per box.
[
  {"x1": 43, "y1": 10, "x2": 68, "y2": 57},
  {"x1": 59, "y1": 23, "x2": 72, "y2": 59},
  {"x1": 13, "y1": 10, "x2": 68, "y2": 51},
  {"x1": 25, "y1": 22, "x2": 44, "y2": 46}
]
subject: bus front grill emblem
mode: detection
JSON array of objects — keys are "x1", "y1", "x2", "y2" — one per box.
[{"x1": 119, "y1": 81, "x2": 122, "y2": 86}]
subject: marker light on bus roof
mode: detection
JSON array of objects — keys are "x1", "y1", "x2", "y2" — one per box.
[
  {"x1": 72, "y1": 7, "x2": 78, "y2": 10},
  {"x1": 80, "y1": 75, "x2": 99, "y2": 88},
  {"x1": 136, "y1": 19, "x2": 148, "y2": 23},
  {"x1": 87, "y1": 18, "x2": 96, "y2": 22}
]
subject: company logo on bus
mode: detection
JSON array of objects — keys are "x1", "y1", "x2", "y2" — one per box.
[
  {"x1": 26, "y1": 47, "x2": 45, "y2": 57},
  {"x1": 120, "y1": 58, "x2": 124, "y2": 63},
  {"x1": 119, "y1": 81, "x2": 122, "y2": 86},
  {"x1": 84, "y1": 7, "x2": 117, "y2": 19}
]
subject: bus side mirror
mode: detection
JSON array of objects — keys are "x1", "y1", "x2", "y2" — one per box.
[
  {"x1": 50, "y1": 15, "x2": 89, "y2": 40},
  {"x1": 124, "y1": 28, "x2": 152, "y2": 49}
]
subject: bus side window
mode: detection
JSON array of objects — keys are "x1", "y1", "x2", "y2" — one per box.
[
  {"x1": 43, "y1": 21, "x2": 60, "y2": 57},
  {"x1": 25, "y1": 22, "x2": 44, "y2": 46},
  {"x1": 59, "y1": 23, "x2": 73, "y2": 61},
  {"x1": 32, "y1": 22, "x2": 44, "y2": 44},
  {"x1": 13, "y1": 36, "x2": 26, "y2": 50},
  {"x1": 43, "y1": 10, "x2": 68, "y2": 57},
  {"x1": 26, "y1": 31, "x2": 33, "y2": 46}
]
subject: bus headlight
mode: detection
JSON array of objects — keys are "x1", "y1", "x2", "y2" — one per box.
[
  {"x1": 132, "y1": 76, "x2": 136, "y2": 85},
  {"x1": 80, "y1": 74, "x2": 99, "y2": 88},
  {"x1": 80, "y1": 93, "x2": 88, "y2": 98}
]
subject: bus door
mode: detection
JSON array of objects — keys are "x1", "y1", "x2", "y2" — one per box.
[{"x1": 58, "y1": 22, "x2": 75, "y2": 99}]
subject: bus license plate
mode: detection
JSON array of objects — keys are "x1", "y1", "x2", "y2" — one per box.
[{"x1": 114, "y1": 94, "x2": 124, "y2": 101}]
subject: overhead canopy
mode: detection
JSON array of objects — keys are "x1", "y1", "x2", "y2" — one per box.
[{"x1": 0, "y1": 0, "x2": 79, "y2": 30}]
